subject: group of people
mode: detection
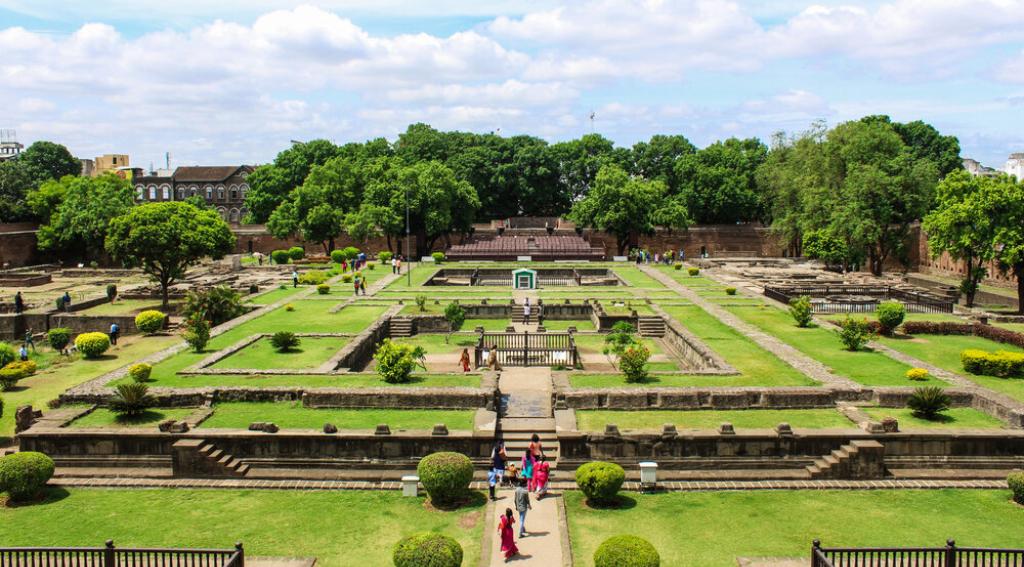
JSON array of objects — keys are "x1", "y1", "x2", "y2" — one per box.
[
  {"x1": 490, "y1": 435, "x2": 551, "y2": 561},
  {"x1": 632, "y1": 248, "x2": 684, "y2": 265},
  {"x1": 389, "y1": 255, "x2": 404, "y2": 274},
  {"x1": 520, "y1": 298, "x2": 543, "y2": 326}
]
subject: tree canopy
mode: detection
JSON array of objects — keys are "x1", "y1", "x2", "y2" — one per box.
[
  {"x1": 35, "y1": 174, "x2": 134, "y2": 261},
  {"x1": 20, "y1": 141, "x2": 80, "y2": 186}
]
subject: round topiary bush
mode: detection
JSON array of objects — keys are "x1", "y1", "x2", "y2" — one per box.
[
  {"x1": 594, "y1": 535, "x2": 660, "y2": 567},
  {"x1": 378, "y1": 251, "x2": 393, "y2": 263},
  {"x1": 432, "y1": 252, "x2": 445, "y2": 264},
  {"x1": 0, "y1": 451, "x2": 55, "y2": 502},
  {"x1": 271, "y1": 249, "x2": 290, "y2": 265},
  {"x1": 135, "y1": 310, "x2": 166, "y2": 334},
  {"x1": 0, "y1": 360, "x2": 37, "y2": 390},
  {"x1": 687, "y1": 267, "x2": 700, "y2": 276},
  {"x1": 575, "y1": 461, "x2": 626, "y2": 504},
  {"x1": 673, "y1": 263, "x2": 682, "y2": 270},
  {"x1": 129, "y1": 363, "x2": 152, "y2": 383},
  {"x1": 288, "y1": 246, "x2": 305, "y2": 261},
  {"x1": 1008, "y1": 472, "x2": 1024, "y2": 504},
  {"x1": 876, "y1": 301, "x2": 906, "y2": 335},
  {"x1": 417, "y1": 452, "x2": 474, "y2": 506},
  {"x1": 317, "y1": 283, "x2": 330, "y2": 295},
  {"x1": 74, "y1": 332, "x2": 111, "y2": 359},
  {"x1": 47, "y1": 328, "x2": 72, "y2": 352},
  {"x1": 392, "y1": 532, "x2": 463, "y2": 567}
]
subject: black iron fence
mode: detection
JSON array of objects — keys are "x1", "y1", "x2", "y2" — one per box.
[
  {"x1": 813, "y1": 539, "x2": 1024, "y2": 566},
  {"x1": 475, "y1": 331, "x2": 577, "y2": 367},
  {"x1": 0, "y1": 542, "x2": 243, "y2": 567}
]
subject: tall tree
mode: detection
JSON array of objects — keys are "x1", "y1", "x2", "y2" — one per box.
[
  {"x1": 35, "y1": 174, "x2": 134, "y2": 261},
  {"x1": 992, "y1": 175, "x2": 1024, "y2": 314},
  {"x1": 0, "y1": 160, "x2": 34, "y2": 222},
  {"x1": 569, "y1": 164, "x2": 690, "y2": 254},
  {"x1": 861, "y1": 116, "x2": 962, "y2": 178},
  {"x1": 675, "y1": 137, "x2": 768, "y2": 223},
  {"x1": 630, "y1": 134, "x2": 696, "y2": 193},
  {"x1": 106, "y1": 202, "x2": 235, "y2": 308},
  {"x1": 19, "y1": 141, "x2": 80, "y2": 185},
  {"x1": 550, "y1": 133, "x2": 620, "y2": 201},
  {"x1": 243, "y1": 139, "x2": 342, "y2": 223}
]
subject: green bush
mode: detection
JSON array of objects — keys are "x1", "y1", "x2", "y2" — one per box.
[
  {"x1": 594, "y1": 535, "x2": 660, "y2": 567},
  {"x1": 184, "y1": 286, "x2": 244, "y2": 327},
  {"x1": 1008, "y1": 472, "x2": 1024, "y2": 504},
  {"x1": 134, "y1": 310, "x2": 166, "y2": 334},
  {"x1": 0, "y1": 360, "x2": 37, "y2": 390},
  {"x1": 271, "y1": 331, "x2": 300, "y2": 352},
  {"x1": 393, "y1": 533, "x2": 463, "y2": 567},
  {"x1": 673, "y1": 263, "x2": 682, "y2": 271},
  {"x1": 961, "y1": 349, "x2": 1024, "y2": 377},
  {"x1": 725, "y1": 287, "x2": 737, "y2": 296},
  {"x1": 106, "y1": 283, "x2": 118, "y2": 301},
  {"x1": 298, "y1": 270, "x2": 328, "y2": 285},
  {"x1": 788, "y1": 295, "x2": 813, "y2": 328},
  {"x1": 837, "y1": 317, "x2": 874, "y2": 351},
  {"x1": 288, "y1": 246, "x2": 305, "y2": 261},
  {"x1": 271, "y1": 249, "x2": 290, "y2": 265},
  {"x1": 375, "y1": 339, "x2": 426, "y2": 384},
  {"x1": 876, "y1": 301, "x2": 906, "y2": 335},
  {"x1": 415, "y1": 295, "x2": 428, "y2": 312},
  {"x1": 317, "y1": 283, "x2": 331, "y2": 295},
  {"x1": 604, "y1": 322, "x2": 638, "y2": 358},
  {"x1": 0, "y1": 452, "x2": 55, "y2": 502},
  {"x1": 330, "y1": 249, "x2": 345, "y2": 264},
  {"x1": 340, "y1": 246, "x2": 360, "y2": 261},
  {"x1": 366, "y1": 262, "x2": 375, "y2": 270},
  {"x1": 110, "y1": 382, "x2": 155, "y2": 417},
  {"x1": 417, "y1": 452, "x2": 474, "y2": 506},
  {"x1": 620, "y1": 344, "x2": 650, "y2": 383},
  {"x1": 443, "y1": 303, "x2": 465, "y2": 333},
  {"x1": 74, "y1": 332, "x2": 111, "y2": 359},
  {"x1": 128, "y1": 363, "x2": 152, "y2": 383},
  {"x1": 907, "y1": 386, "x2": 951, "y2": 420},
  {"x1": 0, "y1": 343, "x2": 14, "y2": 367},
  {"x1": 47, "y1": 328, "x2": 71, "y2": 352},
  {"x1": 432, "y1": 252, "x2": 445, "y2": 264},
  {"x1": 183, "y1": 316, "x2": 211, "y2": 353},
  {"x1": 378, "y1": 251, "x2": 393, "y2": 263},
  {"x1": 687, "y1": 267, "x2": 699, "y2": 276},
  {"x1": 575, "y1": 461, "x2": 626, "y2": 503},
  {"x1": 341, "y1": 273, "x2": 353, "y2": 283}
]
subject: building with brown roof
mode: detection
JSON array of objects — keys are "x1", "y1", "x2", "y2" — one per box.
[{"x1": 132, "y1": 165, "x2": 254, "y2": 224}]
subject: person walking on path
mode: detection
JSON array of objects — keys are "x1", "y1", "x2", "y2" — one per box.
[
  {"x1": 514, "y1": 478, "x2": 531, "y2": 537},
  {"x1": 24, "y1": 329, "x2": 35, "y2": 353},
  {"x1": 536, "y1": 302, "x2": 544, "y2": 327},
  {"x1": 109, "y1": 322, "x2": 120, "y2": 345},
  {"x1": 396, "y1": 256, "x2": 402, "y2": 274},
  {"x1": 488, "y1": 440, "x2": 507, "y2": 501},
  {"x1": 534, "y1": 455, "x2": 550, "y2": 499},
  {"x1": 14, "y1": 291, "x2": 24, "y2": 314},
  {"x1": 291, "y1": 269, "x2": 299, "y2": 288},
  {"x1": 522, "y1": 299, "x2": 531, "y2": 325},
  {"x1": 498, "y1": 508, "x2": 519, "y2": 561},
  {"x1": 353, "y1": 273, "x2": 362, "y2": 296},
  {"x1": 520, "y1": 450, "x2": 534, "y2": 493},
  {"x1": 460, "y1": 348, "x2": 472, "y2": 372},
  {"x1": 486, "y1": 343, "x2": 501, "y2": 371},
  {"x1": 391, "y1": 257, "x2": 397, "y2": 274},
  {"x1": 359, "y1": 275, "x2": 367, "y2": 295}
]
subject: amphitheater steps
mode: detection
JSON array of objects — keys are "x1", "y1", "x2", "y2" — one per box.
[
  {"x1": 389, "y1": 318, "x2": 413, "y2": 337},
  {"x1": 805, "y1": 440, "x2": 884, "y2": 480},
  {"x1": 637, "y1": 316, "x2": 666, "y2": 337}
]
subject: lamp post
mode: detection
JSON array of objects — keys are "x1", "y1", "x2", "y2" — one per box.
[{"x1": 406, "y1": 184, "x2": 411, "y2": 287}]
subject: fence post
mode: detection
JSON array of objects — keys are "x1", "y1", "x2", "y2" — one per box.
[
  {"x1": 523, "y1": 330, "x2": 529, "y2": 367},
  {"x1": 236, "y1": 542, "x2": 245, "y2": 567},
  {"x1": 104, "y1": 540, "x2": 115, "y2": 567},
  {"x1": 811, "y1": 540, "x2": 821, "y2": 567},
  {"x1": 945, "y1": 539, "x2": 956, "y2": 567}
]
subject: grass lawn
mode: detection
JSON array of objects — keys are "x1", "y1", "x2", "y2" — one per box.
[
  {"x1": 118, "y1": 372, "x2": 481, "y2": 389},
  {"x1": 568, "y1": 373, "x2": 813, "y2": 389},
  {"x1": 613, "y1": 267, "x2": 667, "y2": 288},
  {"x1": 0, "y1": 335, "x2": 179, "y2": 442},
  {"x1": 198, "y1": 402, "x2": 475, "y2": 430},
  {"x1": 726, "y1": 305, "x2": 922, "y2": 387},
  {"x1": 384, "y1": 265, "x2": 440, "y2": 288},
  {"x1": 210, "y1": 336, "x2": 350, "y2": 370},
  {"x1": 81, "y1": 299, "x2": 181, "y2": 316},
  {"x1": 566, "y1": 489, "x2": 1024, "y2": 567},
  {"x1": 394, "y1": 334, "x2": 479, "y2": 352},
  {"x1": 462, "y1": 318, "x2": 511, "y2": 331},
  {"x1": 247, "y1": 286, "x2": 306, "y2": 304},
  {"x1": 599, "y1": 302, "x2": 655, "y2": 316},
  {"x1": 661, "y1": 305, "x2": 814, "y2": 386},
  {"x1": 825, "y1": 312, "x2": 965, "y2": 326},
  {"x1": 68, "y1": 407, "x2": 196, "y2": 428},
  {"x1": 576, "y1": 409, "x2": 853, "y2": 431},
  {"x1": 859, "y1": 407, "x2": 1006, "y2": 429},
  {"x1": 0, "y1": 489, "x2": 483, "y2": 567},
  {"x1": 993, "y1": 322, "x2": 1024, "y2": 334},
  {"x1": 876, "y1": 334, "x2": 1024, "y2": 378}
]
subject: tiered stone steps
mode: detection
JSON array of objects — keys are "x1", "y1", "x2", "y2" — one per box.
[
  {"x1": 805, "y1": 440, "x2": 883, "y2": 479},
  {"x1": 389, "y1": 317, "x2": 413, "y2": 337},
  {"x1": 637, "y1": 316, "x2": 666, "y2": 337},
  {"x1": 198, "y1": 441, "x2": 250, "y2": 477},
  {"x1": 172, "y1": 439, "x2": 249, "y2": 478}
]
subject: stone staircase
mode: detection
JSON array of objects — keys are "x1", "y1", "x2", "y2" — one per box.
[
  {"x1": 389, "y1": 317, "x2": 413, "y2": 337},
  {"x1": 806, "y1": 440, "x2": 885, "y2": 479},
  {"x1": 172, "y1": 439, "x2": 250, "y2": 478},
  {"x1": 500, "y1": 421, "x2": 560, "y2": 469},
  {"x1": 637, "y1": 316, "x2": 666, "y2": 337}
]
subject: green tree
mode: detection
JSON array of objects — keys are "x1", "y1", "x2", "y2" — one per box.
[
  {"x1": 569, "y1": 164, "x2": 689, "y2": 254},
  {"x1": 992, "y1": 175, "x2": 1024, "y2": 314},
  {"x1": 243, "y1": 139, "x2": 342, "y2": 223},
  {"x1": 0, "y1": 160, "x2": 34, "y2": 222},
  {"x1": 550, "y1": 133, "x2": 620, "y2": 201},
  {"x1": 922, "y1": 170, "x2": 1001, "y2": 306},
  {"x1": 675, "y1": 137, "x2": 768, "y2": 223},
  {"x1": 106, "y1": 202, "x2": 236, "y2": 308},
  {"x1": 862, "y1": 116, "x2": 962, "y2": 178},
  {"x1": 36, "y1": 174, "x2": 134, "y2": 260},
  {"x1": 630, "y1": 134, "x2": 696, "y2": 193},
  {"x1": 25, "y1": 177, "x2": 68, "y2": 223},
  {"x1": 19, "y1": 141, "x2": 80, "y2": 185}
]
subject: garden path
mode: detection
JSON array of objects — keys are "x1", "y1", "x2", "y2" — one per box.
[{"x1": 486, "y1": 490, "x2": 565, "y2": 566}]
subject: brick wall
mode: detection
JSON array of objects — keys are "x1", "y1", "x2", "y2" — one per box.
[{"x1": 0, "y1": 223, "x2": 42, "y2": 267}]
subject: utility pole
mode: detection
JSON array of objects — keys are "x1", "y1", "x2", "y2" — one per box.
[
  {"x1": 406, "y1": 184, "x2": 411, "y2": 286},
  {"x1": 589, "y1": 111, "x2": 596, "y2": 133}
]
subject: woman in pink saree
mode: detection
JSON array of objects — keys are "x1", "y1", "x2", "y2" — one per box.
[{"x1": 499, "y1": 507, "x2": 519, "y2": 561}]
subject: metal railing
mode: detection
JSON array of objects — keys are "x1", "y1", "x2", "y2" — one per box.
[
  {"x1": 0, "y1": 541, "x2": 243, "y2": 567},
  {"x1": 764, "y1": 285, "x2": 954, "y2": 314},
  {"x1": 475, "y1": 331, "x2": 578, "y2": 367},
  {"x1": 813, "y1": 540, "x2": 1024, "y2": 566}
]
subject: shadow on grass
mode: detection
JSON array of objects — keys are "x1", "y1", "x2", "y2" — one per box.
[
  {"x1": 113, "y1": 410, "x2": 175, "y2": 427},
  {"x1": 3, "y1": 487, "x2": 71, "y2": 508},
  {"x1": 911, "y1": 412, "x2": 956, "y2": 424},
  {"x1": 427, "y1": 490, "x2": 488, "y2": 512},
  {"x1": 582, "y1": 494, "x2": 638, "y2": 511}
]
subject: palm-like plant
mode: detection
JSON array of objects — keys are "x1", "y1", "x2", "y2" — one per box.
[
  {"x1": 110, "y1": 383, "x2": 156, "y2": 417},
  {"x1": 907, "y1": 386, "x2": 951, "y2": 420}
]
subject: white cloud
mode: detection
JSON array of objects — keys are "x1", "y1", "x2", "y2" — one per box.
[{"x1": 996, "y1": 50, "x2": 1024, "y2": 84}]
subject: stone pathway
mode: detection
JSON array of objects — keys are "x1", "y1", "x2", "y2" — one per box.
[
  {"x1": 501, "y1": 367, "x2": 553, "y2": 418},
  {"x1": 486, "y1": 491, "x2": 565, "y2": 566},
  {"x1": 639, "y1": 265, "x2": 861, "y2": 389}
]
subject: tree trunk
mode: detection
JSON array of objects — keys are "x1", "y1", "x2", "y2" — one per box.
[
  {"x1": 616, "y1": 235, "x2": 628, "y2": 255},
  {"x1": 1016, "y1": 262, "x2": 1024, "y2": 315},
  {"x1": 160, "y1": 273, "x2": 170, "y2": 310},
  {"x1": 964, "y1": 254, "x2": 976, "y2": 308},
  {"x1": 386, "y1": 234, "x2": 393, "y2": 253}
]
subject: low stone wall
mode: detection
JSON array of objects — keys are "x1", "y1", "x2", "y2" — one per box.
[
  {"x1": 0, "y1": 273, "x2": 51, "y2": 287},
  {"x1": 555, "y1": 385, "x2": 874, "y2": 410},
  {"x1": 303, "y1": 387, "x2": 491, "y2": 409},
  {"x1": 657, "y1": 310, "x2": 736, "y2": 373}
]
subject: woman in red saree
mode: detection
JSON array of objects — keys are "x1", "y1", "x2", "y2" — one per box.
[
  {"x1": 499, "y1": 507, "x2": 519, "y2": 560},
  {"x1": 460, "y1": 349, "x2": 471, "y2": 372}
]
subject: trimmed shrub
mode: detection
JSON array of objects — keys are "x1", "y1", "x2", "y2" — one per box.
[
  {"x1": 673, "y1": 263, "x2": 682, "y2": 271},
  {"x1": 284, "y1": 303, "x2": 295, "y2": 312},
  {"x1": 905, "y1": 367, "x2": 930, "y2": 381},
  {"x1": 903, "y1": 321, "x2": 975, "y2": 336},
  {"x1": 330, "y1": 249, "x2": 345, "y2": 264},
  {"x1": 317, "y1": 283, "x2": 330, "y2": 295},
  {"x1": 341, "y1": 246, "x2": 360, "y2": 261},
  {"x1": 907, "y1": 386, "x2": 951, "y2": 420},
  {"x1": 128, "y1": 363, "x2": 152, "y2": 383},
  {"x1": 0, "y1": 360, "x2": 37, "y2": 390},
  {"x1": 788, "y1": 295, "x2": 814, "y2": 328},
  {"x1": 378, "y1": 251, "x2": 393, "y2": 263},
  {"x1": 1009, "y1": 472, "x2": 1024, "y2": 504},
  {"x1": 575, "y1": 461, "x2": 626, "y2": 503},
  {"x1": 961, "y1": 349, "x2": 1024, "y2": 377},
  {"x1": 271, "y1": 331, "x2": 300, "y2": 352},
  {"x1": 341, "y1": 273, "x2": 353, "y2": 283},
  {"x1": 270, "y1": 249, "x2": 290, "y2": 265},
  {"x1": 687, "y1": 267, "x2": 699, "y2": 276},
  {"x1": 298, "y1": 270, "x2": 328, "y2": 285},
  {"x1": 432, "y1": 252, "x2": 445, "y2": 264},
  {"x1": 288, "y1": 246, "x2": 305, "y2": 261},
  {"x1": 366, "y1": 262, "x2": 375, "y2": 270},
  {"x1": 417, "y1": 452, "x2": 474, "y2": 506},
  {"x1": 110, "y1": 383, "x2": 155, "y2": 416},
  {"x1": 106, "y1": 283, "x2": 118, "y2": 302},
  {"x1": 0, "y1": 452, "x2": 55, "y2": 502},
  {"x1": 135, "y1": 310, "x2": 166, "y2": 334},
  {"x1": 248, "y1": 284, "x2": 258, "y2": 295},
  {"x1": 415, "y1": 295, "x2": 428, "y2": 312},
  {"x1": 0, "y1": 343, "x2": 15, "y2": 367},
  {"x1": 620, "y1": 344, "x2": 650, "y2": 383},
  {"x1": 375, "y1": 339, "x2": 426, "y2": 384},
  {"x1": 74, "y1": 332, "x2": 110, "y2": 359},
  {"x1": 47, "y1": 328, "x2": 72, "y2": 352},
  {"x1": 184, "y1": 286, "x2": 244, "y2": 327},
  {"x1": 393, "y1": 533, "x2": 463, "y2": 567},
  {"x1": 876, "y1": 301, "x2": 906, "y2": 335},
  {"x1": 837, "y1": 317, "x2": 874, "y2": 351},
  {"x1": 725, "y1": 287, "x2": 737, "y2": 296},
  {"x1": 594, "y1": 535, "x2": 660, "y2": 567},
  {"x1": 443, "y1": 303, "x2": 465, "y2": 333}
]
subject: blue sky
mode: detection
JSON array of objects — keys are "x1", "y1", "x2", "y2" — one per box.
[{"x1": 1, "y1": 0, "x2": 1022, "y2": 170}]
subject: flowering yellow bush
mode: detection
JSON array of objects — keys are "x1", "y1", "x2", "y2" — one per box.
[{"x1": 906, "y1": 367, "x2": 930, "y2": 381}]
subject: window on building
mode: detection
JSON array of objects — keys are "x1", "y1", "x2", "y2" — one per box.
[
  {"x1": 230, "y1": 189, "x2": 238, "y2": 201},
  {"x1": 178, "y1": 188, "x2": 185, "y2": 200},
  {"x1": 206, "y1": 186, "x2": 213, "y2": 199},
  {"x1": 217, "y1": 187, "x2": 225, "y2": 200},
  {"x1": 136, "y1": 186, "x2": 145, "y2": 200},
  {"x1": 149, "y1": 186, "x2": 157, "y2": 200},
  {"x1": 229, "y1": 209, "x2": 239, "y2": 222},
  {"x1": 162, "y1": 186, "x2": 170, "y2": 200}
]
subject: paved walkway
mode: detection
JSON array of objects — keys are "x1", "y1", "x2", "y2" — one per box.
[
  {"x1": 487, "y1": 491, "x2": 564, "y2": 566},
  {"x1": 501, "y1": 367, "x2": 553, "y2": 418}
]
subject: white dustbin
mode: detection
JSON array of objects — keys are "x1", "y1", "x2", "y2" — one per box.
[
  {"x1": 402, "y1": 475, "x2": 419, "y2": 497},
  {"x1": 639, "y1": 462, "x2": 658, "y2": 489}
]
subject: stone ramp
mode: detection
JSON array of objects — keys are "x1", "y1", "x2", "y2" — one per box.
[{"x1": 487, "y1": 491, "x2": 565, "y2": 566}]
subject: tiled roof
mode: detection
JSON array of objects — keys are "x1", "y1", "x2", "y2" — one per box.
[{"x1": 172, "y1": 165, "x2": 251, "y2": 183}]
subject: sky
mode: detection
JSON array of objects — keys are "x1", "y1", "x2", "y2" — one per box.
[{"x1": 1, "y1": 0, "x2": 1023, "y2": 170}]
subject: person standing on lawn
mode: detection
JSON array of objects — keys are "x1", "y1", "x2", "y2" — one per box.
[{"x1": 24, "y1": 329, "x2": 35, "y2": 353}]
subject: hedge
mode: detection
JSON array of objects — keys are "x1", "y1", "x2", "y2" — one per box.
[
  {"x1": 298, "y1": 271, "x2": 328, "y2": 285},
  {"x1": 0, "y1": 360, "x2": 37, "y2": 390},
  {"x1": 575, "y1": 461, "x2": 625, "y2": 503},
  {"x1": 135, "y1": 310, "x2": 166, "y2": 334},
  {"x1": 594, "y1": 535, "x2": 660, "y2": 567},
  {"x1": 288, "y1": 246, "x2": 305, "y2": 260},
  {"x1": 270, "y1": 249, "x2": 290, "y2": 265},
  {"x1": 392, "y1": 533, "x2": 463, "y2": 567},
  {"x1": 904, "y1": 322, "x2": 1024, "y2": 350},
  {"x1": 0, "y1": 451, "x2": 55, "y2": 501},
  {"x1": 129, "y1": 363, "x2": 152, "y2": 383},
  {"x1": 417, "y1": 452, "x2": 474, "y2": 506},
  {"x1": 961, "y1": 349, "x2": 1024, "y2": 378},
  {"x1": 0, "y1": 343, "x2": 14, "y2": 368},
  {"x1": 75, "y1": 332, "x2": 111, "y2": 359}
]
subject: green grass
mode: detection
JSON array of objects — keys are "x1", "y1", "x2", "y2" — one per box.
[
  {"x1": 210, "y1": 336, "x2": 350, "y2": 370},
  {"x1": 543, "y1": 319, "x2": 596, "y2": 331},
  {"x1": 0, "y1": 335, "x2": 180, "y2": 441},
  {"x1": 118, "y1": 372, "x2": 481, "y2": 389},
  {"x1": 393, "y1": 334, "x2": 479, "y2": 351},
  {"x1": 599, "y1": 301, "x2": 655, "y2": 315},
  {"x1": 612, "y1": 266, "x2": 667, "y2": 288},
  {"x1": 576, "y1": 409, "x2": 853, "y2": 431},
  {"x1": 993, "y1": 322, "x2": 1024, "y2": 334},
  {"x1": 568, "y1": 373, "x2": 807, "y2": 389},
  {"x1": 876, "y1": 334, "x2": 1024, "y2": 378},
  {"x1": 247, "y1": 286, "x2": 309, "y2": 304},
  {"x1": 726, "y1": 305, "x2": 923, "y2": 386},
  {"x1": 80, "y1": 299, "x2": 181, "y2": 316},
  {"x1": 0, "y1": 489, "x2": 483, "y2": 567},
  {"x1": 860, "y1": 407, "x2": 1005, "y2": 429},
  {"x1": 566, "y1": 490, "x2": 1024, "y2": 567},
  {"x1": 68, "y1": 407, "x2": 196, "y2": 428},
  {"x1": 198, "y1": 402, "x2": 475, "y2": 430},
  {"x1": 462, "y1": 318, "x2": 512, "y2": 331},
  {"x1": 661, "y1": 305, "x2": 814, "y2": 386}
]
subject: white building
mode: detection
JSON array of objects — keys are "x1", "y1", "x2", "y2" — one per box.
[
  {"x1": 1005, "y1": 153, "x2": 1024, "y2": 180},
  {"x1": 963, "y1": 158, "x2": 1000, "y2": 177}
]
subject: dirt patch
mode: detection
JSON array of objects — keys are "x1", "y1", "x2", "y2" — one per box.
[{"x1": 458, "y1": 510, "x2": 481, "y2": 529}]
